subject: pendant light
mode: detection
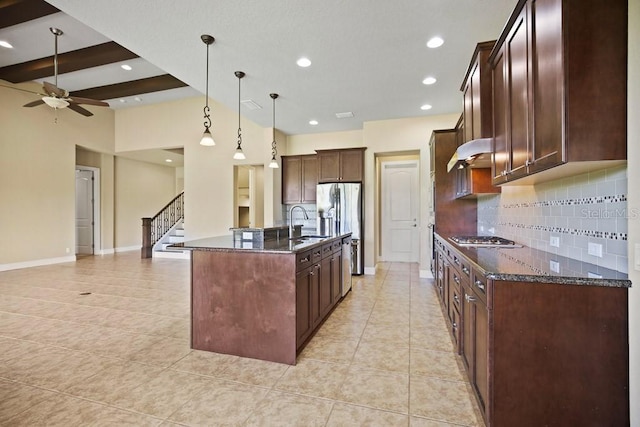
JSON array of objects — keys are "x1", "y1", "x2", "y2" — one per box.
[
  {"x1": 233, "y1": 71, "x2": 246, "y2": 160},
  {"x1": 268, "y1": 93, "x2": 279, "y2": 169},
  {"x1": 200, "y1": 34, "x2": 215, "y2": 146}
]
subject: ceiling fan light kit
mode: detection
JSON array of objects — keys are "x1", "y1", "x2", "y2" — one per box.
[{"x1": 2, "y1": 26, "x2": 109, "y2": 117}]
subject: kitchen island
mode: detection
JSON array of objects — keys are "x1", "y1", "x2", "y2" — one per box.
[{"x1": 179, "y1": 229, "x2": 351, "y2": 365}]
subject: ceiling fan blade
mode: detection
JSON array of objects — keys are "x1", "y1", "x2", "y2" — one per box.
[
  {"x1": 43, "y1": 81, "x2": 68, "y2": 97},
  {"x1": 69, "y1": 97, "x2": 109, "y2": 107},
  {"x1": 67, "y1": 103, "x2": 93, "y2": 117},
  {"x1": 0, "y1": 83, "x2": 46, "y2": 97},
  {"x1": 23, "y1": 99, "x2": 45, "y2": 108}
]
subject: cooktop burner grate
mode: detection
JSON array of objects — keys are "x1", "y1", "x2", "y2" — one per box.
[{"x1": 449, "y1": 235, "x2": 521, "y2": 247}]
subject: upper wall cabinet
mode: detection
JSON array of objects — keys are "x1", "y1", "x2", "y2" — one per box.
[
  {"x1": 316, "y1": 148, "x2": 366, "y2": 183},
  {"x1": 455, "y1": 42, "x2": 500, "y2": 199},
  {"x1": 282, "y1": 154, "x2": 317, "y2": 204},
  {"x1": 490, "y1": 0, "x2": 627, "y2": 185}
]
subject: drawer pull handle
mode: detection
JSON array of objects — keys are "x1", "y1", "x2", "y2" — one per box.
[
  {"x1": 300, "y1": 256, "x2": 309, "y2": 263},
  {"x1": 465, "y1": 294, "x2": 477, "y2": 303},
  {"x1": 462, "y1": 266, "x2": 470, "y2": 275},
  {"x1": 475, "y1": 280, "x2": 485, "y2": 292},
  {"x1": 454, "y1": 275, "x2": 460, "y2": 285},
  {"x1": 453, "y1": 294, "x2": 460, "y2": 304}
]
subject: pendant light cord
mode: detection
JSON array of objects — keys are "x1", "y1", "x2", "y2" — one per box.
[{"x1": 203, "y1": 40, "x2": 211, "y2": 130}]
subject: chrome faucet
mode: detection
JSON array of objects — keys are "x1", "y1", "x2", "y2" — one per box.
[{"x1": 289, "y1": 205, "x2": 309, "y2": 237}]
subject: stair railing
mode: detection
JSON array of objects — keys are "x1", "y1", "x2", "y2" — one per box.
[{"x1": 141, "y1": 192, "x2": 184, "y2": 258}]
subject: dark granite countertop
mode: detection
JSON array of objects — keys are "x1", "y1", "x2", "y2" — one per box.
[
  {"x1": 173, "y1": 233, "x2": 351, "y2": 254},
  {"x1": 436, "y1": 233, "x2": 631, "y2": 288}
]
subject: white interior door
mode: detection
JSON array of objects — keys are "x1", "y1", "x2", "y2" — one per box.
[
  {"x1": 381, "y1": 160, "x2": 419, "y2": 262},
  {"x1": 75, "y1": 169, "x2": 94, "y2": 255}
]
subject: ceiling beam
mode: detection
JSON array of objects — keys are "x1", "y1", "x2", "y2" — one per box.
[
  {"x1": 0, "y1": 0, "x2": 59, "y2": 29},
  {"x1": 0, "y1": 42, "x2": 139, "y2": 83},
  {"x1": 70, "y1": 74, "x2": 188, "y2": 101}
]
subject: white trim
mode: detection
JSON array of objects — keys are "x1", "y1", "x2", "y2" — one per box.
[
  {"x1": 0, "y1": 255, "x2": 76, "y2": 272},
  {"x1": 114, "y1": 246, "x2": 141, "y2": 253},
  {"x1": 420, "y1": 269, "x2": 434, "y2": 279},
  {"x1": 364, "y1": 266, "x2": 376, "y2": 275},
  {"x1": 154, "y1": 250, "x2": 190, "y2": 260},
  {"x1": 96, "y1": 248, "x2": 115, "y2": 255},
  {"x1": 76, "y1": 165, "x2": 101, "y2": 255}
]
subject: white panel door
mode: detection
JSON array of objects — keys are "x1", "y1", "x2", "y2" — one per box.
[
  {"x1": 75, "y1": 169, "x2": 94, "y2": 255},
  {"x1": 381, "y1": 160, "x2": 419, "y2": 262}
]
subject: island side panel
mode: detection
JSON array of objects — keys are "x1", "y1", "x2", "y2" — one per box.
[{"x1": 191, "y1": 250, "x2": 297, "y2": 365}]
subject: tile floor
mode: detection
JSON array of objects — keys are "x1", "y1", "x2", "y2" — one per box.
[{"x1": 0, "y1": 253, "x2": 484, "y2": 426}]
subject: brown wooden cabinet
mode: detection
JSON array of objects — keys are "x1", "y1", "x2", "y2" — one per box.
[
  {"x1": 282, "y1": 154, "x2": 317, "y2": 204},
  {"x1": 490, "y1": 0, "x2": 627, "y2": 185},
  {"x1": 455, "y1": 42, "x2": 500, "y2": 199},
  {"x1": 316, "y1": 148, "x2": 366, "y2": 183},
  {"x1": 434, "y1": 234, "x2": 629, "y2": 426}
]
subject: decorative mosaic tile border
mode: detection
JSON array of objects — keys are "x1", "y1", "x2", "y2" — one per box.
[
  {"x1": 499, "y1": 194, "x2": 627, "y2": 209},
  {"x1": 495, "y1": 222, "x2": 628, "y2": 240}
]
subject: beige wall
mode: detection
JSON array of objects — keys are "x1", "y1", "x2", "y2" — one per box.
[
  {"x1": 113, "y1": 157, "x2": 177, "y2": 249},
  {"x1": 0, "y1": 83, "x2": 115, "y2": 267},
  {"x1": 628, "y1": 3, "x2": 639, "y2": 424}
]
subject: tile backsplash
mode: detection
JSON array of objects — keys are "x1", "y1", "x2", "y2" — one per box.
[
  {"x1": 281, "y1": 203, "x2": 317, "y2": 234},
  {"x1": 478, "y1": 165, "x2": 629, "y2": 273}
]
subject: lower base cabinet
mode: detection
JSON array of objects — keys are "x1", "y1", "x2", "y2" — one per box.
[{"x1": 435, "y1": 235, "x2": 629, "y2": 426}]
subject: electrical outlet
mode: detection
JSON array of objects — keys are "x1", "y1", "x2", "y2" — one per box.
[
  {"x1": 550, "y1": 236, "x2": 560, "y2": 248},
  {"x1": 65, "y1": 247, "x2": 70, "y2": 254},
  {"x1": 550, "y1": 260, "x2": 560, "y2": 273},
  {"x1": 588, "y1": 242, "x2": 603, "y2": 258}
]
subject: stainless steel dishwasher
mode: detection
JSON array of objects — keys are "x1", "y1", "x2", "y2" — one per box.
[{"x1": 341, "y1": 236, "x2": 352, "y2": 296}]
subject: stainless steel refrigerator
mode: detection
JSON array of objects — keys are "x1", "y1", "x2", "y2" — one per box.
[{"x1": 316, "y1": 183, "x2": 364, "y2": 275}]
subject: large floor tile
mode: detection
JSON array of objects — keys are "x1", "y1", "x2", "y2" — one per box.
[
  {"x1": 244, "y1": 390, "x2": 334, "y2": 427},
  {"x1": 410, "y1": 376, "x2": 483, "y2": 426},
  {"x1": 327, "y1": 403, "x2": 409, "y2": 426},
  {"x1": 410, "y1": 348, "x2": 466, "y2": 382},
  {"x1": 337, "y1": 366, "x2": 409, "y2": 413},
  {"x1": 275, "y1": 358, "x2": 349, "y2": 399},
  {"x1": 0, "y1": 379, "x2": 58, "y2": 424}
]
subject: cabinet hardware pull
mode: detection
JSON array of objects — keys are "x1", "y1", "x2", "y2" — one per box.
[
  {"x1": 465, "y1": 294, "x2": 476, "y2": 302},
  {"x1": 454, "y1": 294, "x2": 460, "y2": 304},
  {"x1": 300, "y1": 256, "x2": 309, "y2": 263},
  {"x1": 454, "y1": 276, "x2": 460, "y2": 285},
  {"x1": 462, "y1": 266, "x2": 470, "y2": 275},
  {"x1": 452, "y1": 322, "x2": 457, "y2": 329},
  {"x1": 310, "y1": 271, "x2": 314, "y2": 276},
  {"x1": 475, "y1": 280, "x2": 485, "y2": 291}
]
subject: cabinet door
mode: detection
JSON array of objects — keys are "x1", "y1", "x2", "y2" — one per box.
[
  {"x1": 461, "y1": 285, "x2": 475, "y2": 375},
  {"x1": 492, "y1": 47, "x2": 509, "y2": 184},
  {"x1": 301, "y1": 155, "x2": 318, "y2": 202},
  {"x1": 505, "y1": 4, "x2": 531, "y2": 180},
  {"x1": 339, "y1": 150, "x2": 364, "y2": 182},
  {"x1": 530, "y1": 0, "x2": 563, "y2": 172},
  {"x1": 295, "y1": 268, "x2": 312, "y2": 347},
  {"x1": 331, "y1": 251, "x2": 342, "y2": 305},
  {"x1": 462, "y1": 75, "x2": 474, "y2": 143},
  {"x1": 282, "y1": 156, "x2": 302, "y2": 204},
  {"x1": 319, "y1": 257, "x2": 332, "y2": 318},
  {"x1": 474, "y1": 297, "x2": 489, "y2": 413},
  {"x1": 317, "y1": 151, "x2": 340, "y2": 182}
]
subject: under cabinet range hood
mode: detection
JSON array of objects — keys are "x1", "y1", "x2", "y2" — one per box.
[{"x1": 447, "y1": 137, "x2": 492, "y2": 172}]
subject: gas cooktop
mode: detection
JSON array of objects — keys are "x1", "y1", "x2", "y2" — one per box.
[{"x1": 449, "y1": 235, "x2": 522, "y2": 248}]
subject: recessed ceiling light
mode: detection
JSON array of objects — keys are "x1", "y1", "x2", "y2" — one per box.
[
  {"x1": 309, "y1": 120, "x2": 319, "y2": 125},
  {"x1": 421, "y1": 104, "x2": 433, "y2": 110},
  {"x1": 335, "y1": 112, "x2": 354, "y2": 119},
  {"x1": 121, "y1": 64, "x2": 132, "y2": 71},
  {"x1": 165, "y1": 159, "x2": 173, "y2": 163},
  {"x1": 422, "y1": 76, "x2": 437, "y2": 85},
  {"x1": 0, "y1": 41, "x2": 13, "y2": 49},
  {"x1": 119, "y1": 99, "x2": 127, "y2": 103},
  {"x1": 134, "y1": 97, "x2": 142, "y2": 102},
  {"x1": 426, "y1": 37, "x2": 444, "y2": 48},
  {"x1": 297, "y1": 57, "x2": 312, "y2": 67}
]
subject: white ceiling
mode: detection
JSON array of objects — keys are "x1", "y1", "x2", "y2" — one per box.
[{"x1": 2, "y1": 0, "x2": 515, "y2": 137}]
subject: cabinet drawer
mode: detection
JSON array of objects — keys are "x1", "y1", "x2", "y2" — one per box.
[
  {"x1": 330, "y1": 239, "x2": 342, "y2": 253},
  {"x1": 311, "y1": 247, "x2": 323, "y2": 263},
  {"x1": 471, "y1": 270, "x2": 489, "y2": 307},
  {"x1": 296, "y1": 250, "x2": 313, "y2": 269},
  {"x1": 321, "y1": 243, "x2": 334, "y2": 258}
]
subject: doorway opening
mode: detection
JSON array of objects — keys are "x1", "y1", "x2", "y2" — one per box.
[
  {"x1": 234, "y1": 165, "x2": 265, "y2": 228},
  {"x1": 75, "y1": 166, "x2": 101, "y2": 255}
]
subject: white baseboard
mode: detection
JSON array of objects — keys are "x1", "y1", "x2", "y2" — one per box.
[
  {"x1": 364, "y1": 266, "x2": 376, "y2": 275},
  {"x1": 0, "y1": 255, "x2": 77, "y2": 272},
  {"x1": 154, "y1": 251, "x2": 190, "y2": 260},
  {"x1": 420, "y1": 269, "x2": 434, "y2": 279},
  {"x1": 114, "y1": 246, "x2": 141, "y2": 253},
  {"x1": 96, "y1": 248, "x2": 115, "y2": 255}
]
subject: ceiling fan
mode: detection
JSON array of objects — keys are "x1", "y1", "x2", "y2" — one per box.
[{"x1": 1, "y1": 27, "x2": 109, "y2": 117}]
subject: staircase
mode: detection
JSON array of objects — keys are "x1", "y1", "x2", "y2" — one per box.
[
  {"x1": 153, "y1": 219, "x2": 189, "y2": 259},
  {"x1": 141, "y1": 192, "x2": 188, "y2": 259}
]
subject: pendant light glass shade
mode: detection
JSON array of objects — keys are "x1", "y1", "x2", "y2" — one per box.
[
  {"x1": 269, "y1": 93, "x2": 279, "y2": 169},
  {"x1": 200, "y1": 34, "x2": 215, "y2": 146},
  {"x1": 233, "y1": 71, "x2": 246, "y2": 160}
]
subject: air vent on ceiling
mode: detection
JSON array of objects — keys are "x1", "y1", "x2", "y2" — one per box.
[
  {"x1": 335, "y1": 111, "x2": 354, "y2": 118},
  {"x1": 241, "y1": 99, "x2": 262, "y2": 110}
]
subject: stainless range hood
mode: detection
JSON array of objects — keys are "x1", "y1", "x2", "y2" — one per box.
[{"x1": 446, "y1": 137, "x2": 492, "y2": 172}]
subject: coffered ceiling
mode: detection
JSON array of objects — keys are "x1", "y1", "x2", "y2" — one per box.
[{"x1": 0, "y1": 0, "x2": 515, "y2": 136}]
